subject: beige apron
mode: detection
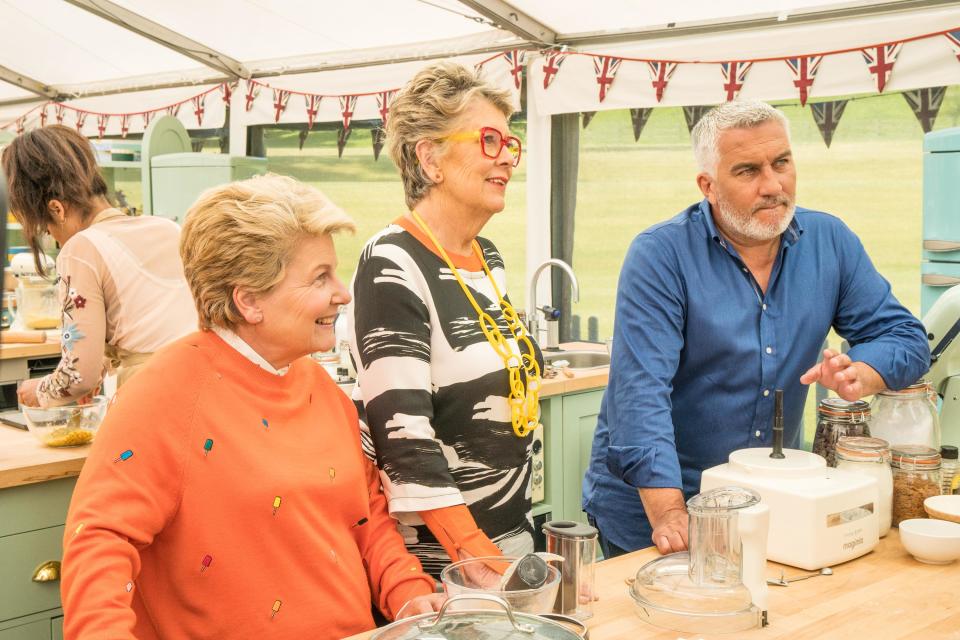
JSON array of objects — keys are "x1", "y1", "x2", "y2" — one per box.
[{"x1": 104, "y1": 343, "x2": 152, "y2": 387}]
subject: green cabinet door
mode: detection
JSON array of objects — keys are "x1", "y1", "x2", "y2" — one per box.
[
  {"x1": 50, "y1": 617, "x2": 62, "y2": 640},
  {"x1": 560, "y1": 389, "x2": 604, "y2": 525},
  {"x1": 0, "y1": 620, "x2": 49, "y2": 640}
]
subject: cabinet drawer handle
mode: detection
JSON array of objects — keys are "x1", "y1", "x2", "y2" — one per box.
[
  {"x1": 32, "y1": 560, "x2": 61, "y2": 582},
  {"x1": 923, "y1": 240, "x2": 960, "y2": 252},
  {"x1": 922, "y1": 274, "x2": 960, "y2": 287}
]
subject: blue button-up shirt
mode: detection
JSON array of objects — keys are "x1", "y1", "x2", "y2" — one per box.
[{"x1": 582, "y1": 201, "x2": 930, "y2": 551}]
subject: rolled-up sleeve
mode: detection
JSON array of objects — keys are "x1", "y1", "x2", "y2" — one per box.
[
  {"x1": 833, "y1": 224, "x2": 930, "y2": 391},
  {"x1": 605, "y1": 233, "x2": 686, "y2": 490}
]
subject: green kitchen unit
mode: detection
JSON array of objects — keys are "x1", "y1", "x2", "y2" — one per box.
[
  {"x1": 0, "y1": 478, "x2": 75, "y2": 640},
  {"x1": 150, "y1": 153, "x2": 267, "y2": 224},
  {"x1": 537, "y1": 388, "x2": 604, "y2": 526}
]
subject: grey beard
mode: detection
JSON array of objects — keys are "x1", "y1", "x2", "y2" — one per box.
[{"x1": 715, "y1": 194, "x2": 795, "y2": 242}]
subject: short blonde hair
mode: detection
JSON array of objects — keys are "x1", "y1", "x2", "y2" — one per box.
[
  {"x1": 180, "y1": 173, "x2": 356, "y2": 330},
  {"x1": 387, "y1": 61, "x2": 514, "y2": 210}
]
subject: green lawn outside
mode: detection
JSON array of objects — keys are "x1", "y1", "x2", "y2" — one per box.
[{"x1": 263, "y1": 88, "x2": 960, "y2": 442}]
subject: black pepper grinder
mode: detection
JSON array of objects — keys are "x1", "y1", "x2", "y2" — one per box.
[{"x1": 770, "y1": 389, "x2": 785, "y2": 459}]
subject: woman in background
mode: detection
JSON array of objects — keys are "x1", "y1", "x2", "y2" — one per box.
[
  {"x1": 2, "y1": 125, "x2": 196, "y2": 406},
  {"x1": 348, "y1": 62, "x2": 541, "y2": 580}
]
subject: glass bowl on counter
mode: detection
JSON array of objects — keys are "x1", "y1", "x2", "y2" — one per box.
[
  {"x1": 440, "y1": 556, "x2": 561, "y2": 614},
  {"x1": 22, "y1": 396, "x2": 108, "y2": 447}
]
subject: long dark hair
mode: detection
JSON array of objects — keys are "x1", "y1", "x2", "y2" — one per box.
[{"x1": 1, "y1": 125, "x2": 109, "y2": 275}]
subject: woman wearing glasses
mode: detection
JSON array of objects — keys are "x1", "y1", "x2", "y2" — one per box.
[{"x1": 347, "y1": 61, "x2": 541, "y2": 581}]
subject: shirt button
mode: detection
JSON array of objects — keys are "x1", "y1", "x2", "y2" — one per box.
[
  {"x1": 763, "y1": 389, "x2": 770, "y2": 397},
  {"x1": 765, "y1": 347, "x2": 773, "y2": 354},
  {"x1": 755, "y1": 430, "x2": 762, "y2": 438},
  {"x1": 742, "y1": 267, "x2": 748, "y2": 273},
  {"x1": 762, "y1": 303, "x2": 768, "y2": 311}
]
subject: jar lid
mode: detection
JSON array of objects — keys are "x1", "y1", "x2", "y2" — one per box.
[
  {"x1": 890, "y1": 444, "x2": 941, "y2": 467},
  {"x1": 877, "y1": 379, "x2": 932, "y2": 398},
  {"x1": 942, "y1": 445, "x2": 959, "y2": 460},
  {"x1": 817, "y1": 398, "x2": 870, "y2": 422},
  {"x1": 836, "y1": 436, "x2": 889, "y2": 462}
]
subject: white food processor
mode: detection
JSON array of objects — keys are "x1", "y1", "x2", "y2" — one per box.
[{"x1": 629, "y1": 486, "x2": 770, "y2": 634}]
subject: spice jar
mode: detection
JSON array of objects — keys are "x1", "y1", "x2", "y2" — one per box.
[
  {"x1": 836, "y1": 436, "x2": 893, "y2": 537},
  {"x1": 813, "y1": 398, "x2": 871, "y2": 467},
  {"x1": 870, "y1": 380, "x2": 940, "y2": 451},
  {"x1": 890, "y1": 445, "x2": 941, "y2": 527}
]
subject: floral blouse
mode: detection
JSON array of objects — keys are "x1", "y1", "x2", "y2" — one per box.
[{"x1": 36, "y1": 209, "x2": 197, "y2": 407}]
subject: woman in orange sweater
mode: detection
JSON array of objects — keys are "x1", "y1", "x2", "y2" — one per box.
[{"x1": 60, "y1": 174, "x2": 443, "y2": 639}]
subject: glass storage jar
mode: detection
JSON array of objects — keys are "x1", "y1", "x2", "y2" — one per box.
[
  {"x1": 890, "y1": 445, "x2": 941, "y2": 527},
  {"x1": 869, "y1": 381, "x2": 940, "y2": 451},
  {"x1": 836, "y1": 436, "x2": 893, "y2": 537},
  {"x1": 813, "y1": 398, "x2": 871, "y2": 467}
]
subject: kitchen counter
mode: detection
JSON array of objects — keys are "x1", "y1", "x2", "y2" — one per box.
[
  {"x1": 345, "y1": 530, "x2": 959, "y2": 639},
  {"x1": 540, "y1": 342, "x2": 609, "y2": 397},
  {"x1": 0, "y1": 423, "x2": 87, "y2": 489},
  {"x1": 0, "y1": 340, "x2": 60, "y2": 360}
]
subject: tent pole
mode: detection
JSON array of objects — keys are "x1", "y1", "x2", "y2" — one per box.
[
  {"x1": 549, "y1": 112, "x2": 579, "y2": 344},
  {"x1": 524, "y1": 55, "x2": 552, "y2": 341}
]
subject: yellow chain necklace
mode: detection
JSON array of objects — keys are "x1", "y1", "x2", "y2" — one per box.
[{"x1": 410, "y1": 210, "x2": 541, "y2": 438}]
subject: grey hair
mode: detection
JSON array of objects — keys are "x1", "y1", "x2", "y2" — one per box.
[
  {"x1": 386, "y1": 61, "x2": 514, "y2": 210},
  {"x1": 691, "y1": 101, "x2": 791, "y2": 176}
]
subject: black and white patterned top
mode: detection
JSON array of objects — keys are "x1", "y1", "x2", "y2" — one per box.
[{"x1": 347, "y1": 219, "x2": 541, "y2": 576}]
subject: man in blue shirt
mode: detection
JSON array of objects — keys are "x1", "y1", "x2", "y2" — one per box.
[{"x1": 582, "y1": 100, "x2": 929, "y2": 557}]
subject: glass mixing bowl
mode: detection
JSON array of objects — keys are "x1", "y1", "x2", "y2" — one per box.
[
  {"x1": 440, "y1": 556, "x2": 561, "y2": 614},
  {"x1": 23, "y1": 396, "x2": 108, "y2": 447}
]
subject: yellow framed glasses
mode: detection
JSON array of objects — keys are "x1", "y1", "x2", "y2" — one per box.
[{"x1": 442, "y1": 126, "x2": 522, "y2": 167}]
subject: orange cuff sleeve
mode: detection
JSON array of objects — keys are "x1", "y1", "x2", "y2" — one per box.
[{"x1": 420, "y1": 505, "x2": 505, "y2": 573}]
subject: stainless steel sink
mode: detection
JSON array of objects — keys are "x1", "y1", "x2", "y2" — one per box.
[{"x1": 542, "y1": 350, "x2": 610, "y2": 370}]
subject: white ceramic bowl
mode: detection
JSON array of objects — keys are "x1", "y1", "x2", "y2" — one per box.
[
  {"x1": 898, "y1": 518, "x2": 960, "y2": 564},
  {"x1": 22, "y1": 396, "x2": 108, "y2": 448},
  {"x1": 924, "y1": 495, "x2": 960, "y2": 524}
]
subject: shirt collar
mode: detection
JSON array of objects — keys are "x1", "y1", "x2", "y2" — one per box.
[
  {"x1": 697, "y1": 198, "x2": 804, "y2": 250},
  {"x1": 90, "y1": 207, "x2": 128, "y2": 225},
  {"x1": 211, "y1": 326, "x2": 290, "y2": 376}
]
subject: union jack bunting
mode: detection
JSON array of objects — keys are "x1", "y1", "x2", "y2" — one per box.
[
  {"x1": 682, "y1": 105, "x2": 713, "y2": 133},
  {"x1": 630, "y1": 108, "x2": 652, "y2": 141},
  {"x1": 581, "y1": 111, "x2": 596, "y2": 129},
  {"x1": 720, "y1": 61, "x2": 753, "y2": 101},
  {"x1": 39, "y1": 106, "x2": 47, "y2": 127},
  {"x1": 55, "y1": 104, "x2": 66, "y2": 124},
  {"x1": 15, "y1": 118, "x2": 24, "y2": 135},
  {"x1": 305, "y1": 94, "x2": 322, "y2": 130},
  {"x1": 273, "y1": 89, "x2": 291, "y2": 123},
  {"x1": 337, "y1": 125, "x2": 352, "y2": 158},
  {"x1": 372, "y1": 127, "x2": 386, "y2": 161},
  {"x1": 96, "y1": 114, "x2": 109, "y2": 139},
  {"x1": 339, "y1": 95, "x2": 358, "y2": 131},
  {"x1": 142, "y1": 111, "x2": 154, "y2": 128},
  {"x1": 541, "y1": 52, "x2": 567, "y2": 89},
  {"x1": 245, "y1": 81, "x2": 261, "y2": 112},
  {"x1": 219, "y1": 82, "x2": 234, "y2": 105},
  {"x1": 75, "y1": 111, "x2": 88, "y2": 133},
  {"x1": 376, "y1": 90, "x2": 396, "y2": 126},
  {"x1": 120, "y1": 114, "x2": 131, "y2": 138},
  {"x1": 945, "y1": 30, "x2": 960, "y2": 61},
  {"x1": 166, "y1": 103, "x2": 181, "y2": 117},
  {"x1": 646, "y1": 61, "x2": 678, "y2": 103},
  {"x1": 503, "y1": 50, "x2": 525, "y2": 89},
  {"x1": 861, "y1": 43, "x2": 902, "y2": 93},
  {"x1": 593, "y1": 56, "x2": 622, "y2": 103},
  {"x1": 810, "y1": 99, "x2": 848, "y2": 148},
  {"x1": 784, "y1": 56, "x2": 822, "y2": 106},
  {"x1": 903, "y1": 86, "x2": 947, "y2": 133},
  {"x1": 191, "y1": 94, "x2": 206, "y2": 125}
]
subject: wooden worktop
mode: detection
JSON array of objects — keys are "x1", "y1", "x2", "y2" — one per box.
[
  {"x1": 0, "y1": 423, "x2": 87, "y2": 489},
  {"x1": 0, "y1": 340, "x2": 61, "y2": 360},
  {"x1": 345, "y1": 530, "x2": 959, "y2": 639},
  {"x1": 540, "y1": 342, "x2": 609, "y2": 397}
]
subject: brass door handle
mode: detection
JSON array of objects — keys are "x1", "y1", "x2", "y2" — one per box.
[{"x1": 32, "y1": 560, "x2": 61, "y2": 582}]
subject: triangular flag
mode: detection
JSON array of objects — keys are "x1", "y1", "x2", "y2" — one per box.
[
  {"x1": 646, "y1": 61, "x2": 678, "y2": 103},
  {"x1": 273, "y1": 89, "x2": 291, "y2": 123},
  {"x1": 810, "y1": 100, "x2": 848, "y2": 147},
  {"x1": 75, "y1": 111, "x2": 88, "y2": 133},
  {"x1": 191, "y1": 94, "x2": 206, "y2": 126},
  {"x1": 720, "y1": 61, "x2": 753, "y2": 102},
  {"x1": 39, "y1": 105, "x2": 47, "y2": 127},
  {"x1": 166, "y1": 103, "x2": 181, "y2": 117},
  {"x1": 784, "y1": 56, "x2": 823, "y2": 106},
  {"x1": 143, "y1": 111, "x2": 154, "y2": 128},
  {"x1": 582, "y1": 111, "x2": 596, "y2": 129},
  {"x1": 298, "y1": 129, "x2": 309, "y2": 151},
  {"x1": 219, "y1": 82, "x2": 234, "y2": 104},
  {"x1": 630, "y1": 108, "x2": 652, "y2": 141},
  {"x1": 683, "y1": 105, "x2": 713, "y2": 133},
  {"x1": 903, "y1": 87, "x2": 947, "y2": 133},
  {"x1": 337, "y1": 125, "x2": 352, "y2": 158},
  {"x1": 376, "y1": 91, "x2": 396, "y2": 127},
  {"x1": 945, "y1": 30, "x2": 960, "y2": 61},
  {"x1": 372, "y1": 127, "x2": 386, "y2": 161},
  {"x1": 96, "y1": 114, "x2": 109, "y2": 139},
  {"x1": 861, "y1": 43, "x2": 902, "y2": 93},
  {"x1": 15, "y1": 118, "x2": 24, "y2": 135},
  {"x1": 120, "y1": 114, "x2": 131, "y2": 138},
  {"x1": 339, "y1": 95, "x2": 358, "y2": 131},
  {"x1": 245, "y1": 81, "x2": 261, "y2": 112},
  {"x1": 54, "y1": 104, "x2": 65, "y2": 124},
  {"x1": 542, "y1": 52, "x2": 568, "y2": 89},
  {"x1": 305, "y1": 95, "x2": 322, "y2": 130},
  {"x1": 504, "y1": 50, "x2": 526, "y2": 89},
  {"x1": 593, "y1": 56, "x2": 622, "y2": 102}
]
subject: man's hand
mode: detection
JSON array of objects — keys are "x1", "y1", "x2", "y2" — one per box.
[
  {"x1": 800, "y1": 349, "x2": 885, "y2": 401},
  {"x1": 395, "y1": 593, "x2": 447, "y2": 619},
  {"x1": 639, "y1": 487, "x2": 689, "y2": 554},
  {"x1": 17, "y1": 378, "x2": 41, "y2": 408}
]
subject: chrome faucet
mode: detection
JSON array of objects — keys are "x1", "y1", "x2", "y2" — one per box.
[{"x1": 528, "y1": 259, "x2": 580, "y2": 349}]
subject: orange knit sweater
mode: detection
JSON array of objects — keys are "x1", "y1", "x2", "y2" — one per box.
[{"x1": 61, "y1": 330, "x2": 435, "y2": 639}]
